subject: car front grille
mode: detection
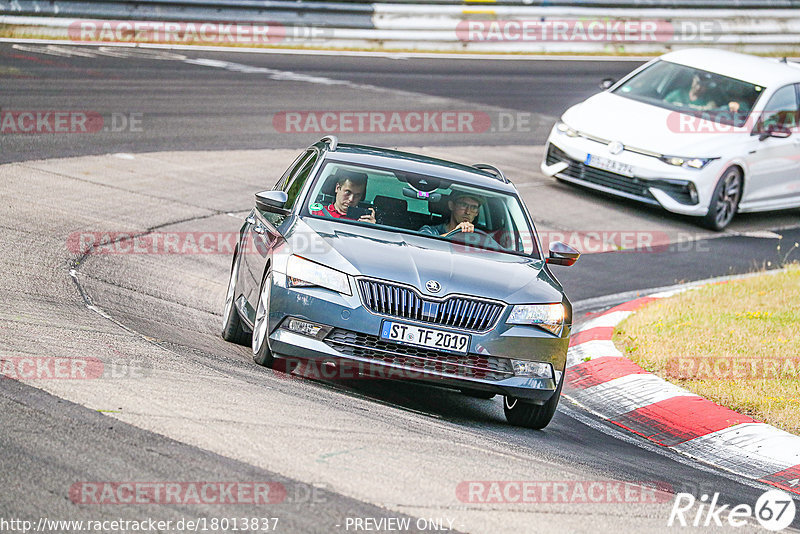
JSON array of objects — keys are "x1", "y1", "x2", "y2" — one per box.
[
  {"x1": 546, "y1": 144, "x2": 655, "y2": 199},
  {"x1": 546, "y1": 144, "x2": 695, "y2": 205},
  {"x1": 357, "y1": 279, "x2": 504, "y2": 332},
  {"x1": 325, "y1": 329, "x2": 514, "y2": 381}
]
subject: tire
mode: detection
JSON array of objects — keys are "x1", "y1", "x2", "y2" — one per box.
[
  {"x1": 221, "y1": 248, "x2": 251, "y2": 345},
  {"x1": 503, "y1": 377, "x2": 563, "y2": 429},
  {"x1": 252, "y1": 269, "x2": 276, "y2": 368},
  {"x1": 461, "y1": 388, "x2": 496, "y2": 400},
  {"x1": 701, "y1": 167, "x2": 742, "y2": 231}
]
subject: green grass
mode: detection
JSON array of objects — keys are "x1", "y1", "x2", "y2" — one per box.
[{"x1": 613, "y1": 265, "x2": 800, "y2": 435}]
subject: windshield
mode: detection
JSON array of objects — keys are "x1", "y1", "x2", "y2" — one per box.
[
  {"x1": 612, "y1": 60, "x2": 765, "y2": 127},
  {"x1": 301, "y1": 160, "x2": 540, "y2": 257}
]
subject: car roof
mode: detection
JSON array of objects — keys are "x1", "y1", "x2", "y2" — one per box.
[
  {"x1": 314, "y1": 142, "x2": 518, "y2": 193},
  {"x1": 659, "y1": 48, "x2": 800, "y2": 87}
]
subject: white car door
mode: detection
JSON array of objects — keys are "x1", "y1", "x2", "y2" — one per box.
[{"x1": 742, "y1": 84, "x2": 800, "y2": 208}]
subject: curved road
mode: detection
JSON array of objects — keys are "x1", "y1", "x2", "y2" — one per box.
[{"x1": 1, "y1": 43, "x2": 799, "y2": 533}]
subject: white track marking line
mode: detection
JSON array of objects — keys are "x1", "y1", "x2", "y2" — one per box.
[
  {"x1": 575, "y1": 310, "x2": 632, "y2": 332},
  {"x1": 673, "y1": 423, "x2": 800, "y2": 479},
  {"x1": 567, "y1": 373, "x2": 697, "y2": 419},
  {"x1": 566, "y1": 340, "x2": 623, "y2": 367}
]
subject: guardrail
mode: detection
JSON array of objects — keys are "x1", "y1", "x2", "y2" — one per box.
[
  {"x1": 1, "y1": 0, "x2": 799, "y2": 54},
  {"x1": 371, "y1": 4, "x2": 800, "y2": 54},
  {"x1": 0, "y1": 1, "x2": 374, "y2": 27},
  {"x1": 372, "y1": 0, "x2": 800, "y2": 5}
]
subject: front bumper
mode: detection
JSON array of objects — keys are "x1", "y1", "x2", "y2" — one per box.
[
  {"x1": 265, "y1": 274, "x2": 569, "y2": 403},
  {"x1": 541, "y1": 133, "x2": 718, "y2": 217}
]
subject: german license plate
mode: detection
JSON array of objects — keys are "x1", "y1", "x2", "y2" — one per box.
[
  {"x1": 585, "y1": 153, "x2": 634, "y2": 177},
  {"x1": 380, "y1": 321, "x2": 470, "y2": 354}
]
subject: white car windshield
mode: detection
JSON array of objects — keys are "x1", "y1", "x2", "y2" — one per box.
[
  {"x1": 303, "y1": 161, "x2": 540, "y2": 257},
  {"x1": 612, "y1": 60, "x2": 765, "y2": 127}
]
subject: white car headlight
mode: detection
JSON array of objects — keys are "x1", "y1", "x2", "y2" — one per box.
[
  {"x1": 659, "y1": 156, "x2": 715, "y2": 170},
  {"x1": 506, "y1": 303, "x2": 566, "y2": 335},
  {"x1": 555, "y1": 120, "x2": 580, "y2": 137},
  {"x1": 286, "y1": 255, "x2": 351, "y2": 295}
]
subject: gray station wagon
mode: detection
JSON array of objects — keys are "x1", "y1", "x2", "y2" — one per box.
[{"x1": 222, "y1": 136, "x2": 579, "y2": 428}]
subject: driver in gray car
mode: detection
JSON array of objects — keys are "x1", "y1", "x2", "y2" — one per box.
[{"x1": 419, "y1": 190, "x2": 483, "y2": 237}]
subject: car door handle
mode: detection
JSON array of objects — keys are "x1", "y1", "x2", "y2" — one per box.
[
  {"x1": 246, "y1": 216, "x2": 256, "y2": 225},
  {"x1": 254, "y1": 225, "x2": 265, "y2": 235}
]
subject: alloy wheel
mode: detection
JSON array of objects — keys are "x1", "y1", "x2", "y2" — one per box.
[
  {"x1": 714, "y1": 169, "x2": 741, "y2": 228},
  {"x1": 252, "y1": 274, "x2": 271, "y2": 355},
  {"x1": 222, "y1": 253, "x2": 239, "y2": 331}
]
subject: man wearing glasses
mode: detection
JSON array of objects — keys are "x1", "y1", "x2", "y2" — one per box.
[{"x1": 419, "y1": 190, "x2": 484, "y2": 237}]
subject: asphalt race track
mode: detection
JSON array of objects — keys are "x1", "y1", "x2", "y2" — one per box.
[{"x1": 1, "y1": 44, "x2": 799, "y2": 533}]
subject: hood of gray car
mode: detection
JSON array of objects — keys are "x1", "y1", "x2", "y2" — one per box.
[{"x1": 289, "y1": 217, "x2": 565, "y2": 305}]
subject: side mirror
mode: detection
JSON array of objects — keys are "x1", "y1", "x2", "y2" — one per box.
[
  {"x1": 599, "y1": 78, "x2": 616, "y2": 90},
  {"x1": 545, "y1": 241, "x2": 580, "y2": 267},
  {"x1": 255, "y1": 190, "x2": 289, "y2": 212},
  {"x1": 758, "y1": 126, "x2": 792, "y2": 141}
]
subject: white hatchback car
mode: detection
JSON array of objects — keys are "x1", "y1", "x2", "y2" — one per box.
[{"x1": 541, "y1": 48, "x2": 800, "y2": 230}]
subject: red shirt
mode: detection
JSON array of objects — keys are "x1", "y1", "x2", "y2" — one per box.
[{"x1": 311, "y1": 203, "x2": 353, "y2": 219}]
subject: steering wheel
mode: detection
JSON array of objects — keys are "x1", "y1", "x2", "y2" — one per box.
[
  {"x1": 445, "y1": 227, "x2": 503, "y2": 250},
  {"x1": 444, "y1": 227, "x2": 491, "y2": 238}
]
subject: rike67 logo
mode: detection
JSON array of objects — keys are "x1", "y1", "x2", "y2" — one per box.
[{"x1": 668, "y1": 489, "x2": 797, "y2": 531}]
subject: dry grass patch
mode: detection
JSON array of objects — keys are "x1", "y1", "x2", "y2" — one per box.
[{"x1": 613, "y1": 265, "x2": 800, "y2": 435}]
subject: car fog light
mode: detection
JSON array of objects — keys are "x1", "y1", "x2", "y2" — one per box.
[
  {"x1": 511, "y1": 360, "x2": 553, "y2": 379},
  {"x1": 285, "y1": 318, "x2": 330, "y2": 339}
]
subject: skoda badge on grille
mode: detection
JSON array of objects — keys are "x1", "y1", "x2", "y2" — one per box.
[{"x1": 425, "y1": 280, "x2": 441, "y2": 293}]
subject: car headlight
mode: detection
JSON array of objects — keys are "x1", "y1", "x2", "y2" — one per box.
[
  {"x1": 659, "y1": 156, "x2": 715, "y2": 170},
  {"x1": 555, "y1": 121, "x2": 580, "y2": 137},
  {"x1": 506, "y1": 303, "x2": 566, "y2": 335},
  {"x1": 286, "y1": 255, "x2": 351, "y2": 295}
]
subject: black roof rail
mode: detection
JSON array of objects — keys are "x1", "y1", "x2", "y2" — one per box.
[
  {"x1": 472, "y1": 163, "x2": 509, "y2": 183},
  {"x1": 320, "y1": 135, "x2": 338, "y2": 151}
]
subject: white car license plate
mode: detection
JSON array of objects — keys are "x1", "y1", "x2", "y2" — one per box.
[
  {"x1": 380, "y1": 321, "x2": 469, "y2": 354},
  {"x1": 585, "y1": 153, "x2": 634, "y2": 177}
]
